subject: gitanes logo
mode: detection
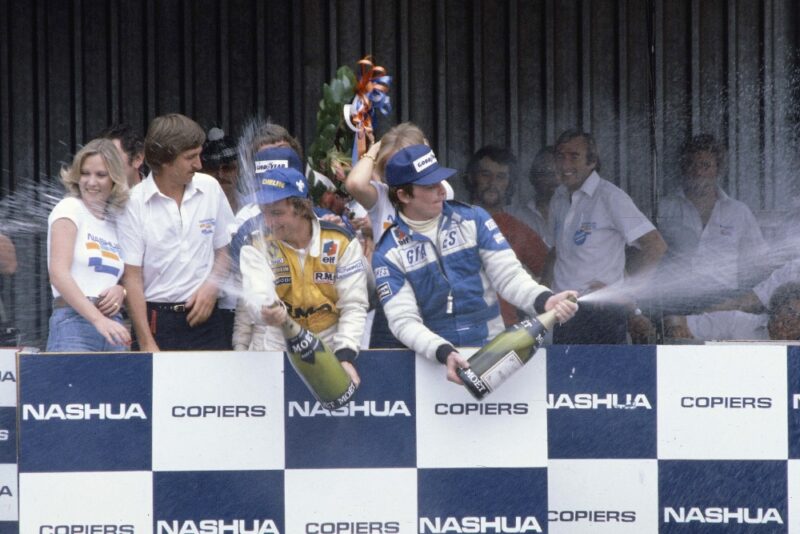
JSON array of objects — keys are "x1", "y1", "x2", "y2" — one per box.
[
  {"x1": 288, "y1": 400, "x2": 411, "y2": 417},
  {"x1": 22, "y1": 403, "x2": 147, "y2": 420},
  {"x1": 547, "y1": 393, "x2": 652, "y2": 410},
  {"x1": 420, "y1": 515, "x2": 542, "y2": 533},
  {"x1": 157, "y1": 519, "x2": 280, "y2": 534},
  {"x1": 664, "y1": 507, "x2": 783, "y2": 525}
]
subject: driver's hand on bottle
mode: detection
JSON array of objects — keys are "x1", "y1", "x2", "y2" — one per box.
[
  {"x1": 544, "y1": 290, "x2": 579, "y2": 323},
  {"x1": 446, "y1": 352, "x2": 469, "y2": 385},
  {"x1": 261, "y1": 302, "x2": 287, "y2": 326},
  {"x1": 341, "y1": 361, "x2": 361, "y2": 387}
]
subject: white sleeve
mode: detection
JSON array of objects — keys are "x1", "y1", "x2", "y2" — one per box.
[
  {"x1": 212, "y1": 186, "x2": 235, "y2": 250},
  {"x1": 331, "y1": 238, "x2": 369, "y2": 353},
  {"x1": 116, "y1": 196, "x2": 145, "y2": 267},
  {"x1": 608, "y1": 190, "x2": 656, "y2": 246},
  {"x1": 239, "y1": 244, "x2": 276, "y2": 324},
  {"x1": 753, "y1": 259, "x2": 800, "y2": 307},
  {"x1": 382, "y1": 279, "x2": 452, "y2": 361},
  {"x1": 232, "y1": 298, "x2": 255, "y2": 351},
  {"x1": 480, "y1": 247, "x2": 550, "y2": 316}
]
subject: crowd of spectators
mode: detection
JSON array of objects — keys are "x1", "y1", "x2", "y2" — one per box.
[{"x1": 25, "y1": 113, "x2": 800, "y2": 378}]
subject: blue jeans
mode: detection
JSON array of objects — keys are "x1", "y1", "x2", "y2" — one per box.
[{"x1": 46, "y1": 307, "x2": 128, "y2": 352}]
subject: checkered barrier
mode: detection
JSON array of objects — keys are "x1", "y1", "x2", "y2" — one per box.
[
  {"x1": 0, "y1": 350, "x2": 17, "y2": 534},
  {"x1": 12, "y1": 345, "x2": 800, "y2": 533}
]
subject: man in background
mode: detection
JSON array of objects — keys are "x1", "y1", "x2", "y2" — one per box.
[
  {"x1": 99, "y1": 123, "x2": 146, "y2": 187},
  {"x1": 118, "y1": 113, "x2": 235, "y2": 351},
  {"x1": 463, "y1": 145, "x2": 548, "y2": 325},
  {"x1": 547, "y1": 129, "x2": 666, "y2": 344}
]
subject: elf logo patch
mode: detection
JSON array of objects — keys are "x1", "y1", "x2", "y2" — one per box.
[{"x1": 322, "y1": 240, "x2": 338, "y2": 264}]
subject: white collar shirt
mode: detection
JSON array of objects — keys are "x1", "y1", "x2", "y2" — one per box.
[
  {"x1": 117, "y1": 172, "x2": 235, "y2": 302},
  {"x1": 549, "y1": 171, "x2": 655, "y2": 293},
  {"x1": 508, "y1": 198, "x2": 552, "y2": 247},
  {"x1": 754, "y1": 258, "x2": 800, "y2": 308},
  {"x1": 686, "y1": 310, "x2": 768, "y2": 341},
  {"x1": 658, "y1": 187, "x2": 767, "y2": 291}
]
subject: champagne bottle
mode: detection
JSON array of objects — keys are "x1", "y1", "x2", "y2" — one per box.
[
  {"x1": 242, "y1": 243, "x2": 357, "y2": 410},
  {"x1": 281, "y1": 316, "x2": 357, "y2": 410},
  {"x1": 456, "y1": 296, "x2": 575, "y2": 400}
]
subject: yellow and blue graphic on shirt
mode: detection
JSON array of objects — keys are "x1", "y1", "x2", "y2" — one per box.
[
  {"x1": 85, "y1": 233, "x2": 121, "y2": 277},
  {"x1": 199, "y1": 218, "x2": 216, "y2": 235}
]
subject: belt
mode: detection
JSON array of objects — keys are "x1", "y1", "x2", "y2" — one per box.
[
  {"x1": 53, "y1": 296, "x2": 100, "y2": 309},
  {"x1": 146, "y1": 302, "x2": 188, "y2": 313}
]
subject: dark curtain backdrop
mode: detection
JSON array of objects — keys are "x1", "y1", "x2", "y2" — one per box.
[{"x1": 1, "y1": 0, "x2": 799, "y2": 346}]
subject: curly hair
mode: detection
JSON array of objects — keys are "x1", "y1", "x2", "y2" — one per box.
[{"x1": 59, "y1": 138, "x2": 130, "y2": 211}]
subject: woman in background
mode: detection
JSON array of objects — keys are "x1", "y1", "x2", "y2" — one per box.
[
  {"x1": 46, "y1": 139, "x2": 130, "y2": 351},
  {"x1": 344, "y1": 123, "x2": 437, "y2": 348}
]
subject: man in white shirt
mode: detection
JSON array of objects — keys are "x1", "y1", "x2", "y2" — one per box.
[
  {"x1": 657, "y1": 133, "x2": 768, "y2": 307},
  {"x1": 665, "y1": 281, "x2": 800, "y2": 342},
  {"x1": 547, "y1": 129, "x2": 666, "y2": 344},
  {"x1": 118, "y1": 113, "x2": 235, "y2": 351},
  {"x1": 509, "y1": 145, "x2": 558, "y2": 248}
]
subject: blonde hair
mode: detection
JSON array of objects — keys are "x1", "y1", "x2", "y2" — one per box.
[
  {"x1": 375, "y1": 122, "x2": 427, "y2": 176},
  {"x1": 60, "y1": 138, "x2": 130, "y2": 211}
]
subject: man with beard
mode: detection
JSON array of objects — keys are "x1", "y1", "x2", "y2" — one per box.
[{"x1": 463, "y1": 145, "x2": 548, "y2": 325}]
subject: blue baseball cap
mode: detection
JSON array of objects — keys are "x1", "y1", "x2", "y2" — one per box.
[
  {"x1": 255, "y1": 167, "x2": 309, "y2": 205},
  {"x1": 385, "y1": 144, "x2": 456, "y2": 187},
  {"x1": 254, "y1": 146, "x2": 303, "y2": 174}
]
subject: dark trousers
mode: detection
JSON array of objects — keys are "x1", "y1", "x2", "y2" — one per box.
[
  {"x1": 369, "y1": 305, "x2": 403, "y2": 349},
  {"x1": 553, "y1": 302, "x2": 628, "y2": 345},
  {"x1": 133, "y1": 304, "x2": 230, "y2": 351}
]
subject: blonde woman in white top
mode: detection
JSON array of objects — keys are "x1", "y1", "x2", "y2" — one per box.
[{"x1": 46, "y1": 139, "x2": 130, "y2": 351}]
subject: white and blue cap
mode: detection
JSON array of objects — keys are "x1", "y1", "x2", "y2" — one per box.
[
  {"x1": 254, "y1": 146, "x2": 304, "y2": 175},
  {"x1": 255, "y1": 167, "x2": 309, "y2": 205},
  {"x1": 385, "y1": 144, "x2": 456, "y2": 187}
]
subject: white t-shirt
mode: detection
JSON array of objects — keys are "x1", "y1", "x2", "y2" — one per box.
[
  {"x1": 658, "y1": 188, "x2": 768, "y2": 291},
  {"x1": 367, "y1": 180, "x2": 398, "y2": 242},
  {"x1": 117, "y1": 172, "x2": 235, "y2": 303},
  {"x1": 509, "y1": 198, "x2": 553, "y2": 248},
  {"x1": 47, "y1": 197, "x2": 125, "y2": 298},
  {"x1": 686, "y1": 310, "x2": 768, "y2": 341},
  {"x1": 753, "y1": 258, "x2": 800, "y2": 307},
  {"x1": 549, "y1": 171, "x2": 655, "y2": 293}
]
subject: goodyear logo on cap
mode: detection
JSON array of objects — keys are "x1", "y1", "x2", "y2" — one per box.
[
  {"x1": 255, "y1": 159, "x2": 289, "y2": 173},
  {"x1": 413, "y1": 151, "x2": 437, "y2": 172},
  {"x1": 261, "y1": 178, "x2": 285, "y2": 188}
]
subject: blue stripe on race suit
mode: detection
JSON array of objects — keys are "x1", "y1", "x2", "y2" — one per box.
[{"x1": 373, "y1": 201, "x2": 509, "y2": 347}]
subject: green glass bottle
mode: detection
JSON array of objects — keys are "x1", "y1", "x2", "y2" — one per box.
[
  {"x1": 281, "y1": 317, "x2": 357, "y2": 410},
  {"x1": 456, "y1": 300, "x2": 570, "y2": 400}
]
